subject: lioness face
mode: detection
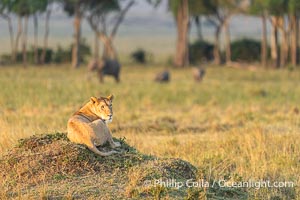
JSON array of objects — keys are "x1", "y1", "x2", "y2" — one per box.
[{"x1": 90, "y1": 95, "x2": 114, "y2": 123}]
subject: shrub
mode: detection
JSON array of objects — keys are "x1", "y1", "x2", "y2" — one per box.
[
  {"x1": 52, "y1": 45, "x2": 71, "y2": 64},
  {"x1": 231, "y1": 39, "x2": 262, "y2": 62},
  {"x1": 0, "y1": 48, "x2": 52, "y2": 65},
  {"x1": 189, "y1": 40, "x2": 214, "y2": 64},
  {"x1": 53, "y1": 39, "x2": 90, "y2": 64},
  {"x1": 28, "y1": 48, "x2": 53, "y2": 64},
  {"x1": 72, "y1": 38, "x2": 91, "y2": 64},
  {"x1": 0, "y1": 54, "x2": 12, "y2": 65},
  {"x1": 0, "y1": 38, "x2": 91, "y2": 65}
]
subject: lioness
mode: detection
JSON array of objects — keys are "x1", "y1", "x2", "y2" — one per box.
[{"x1": 67, "y1": 95, "x2": 121, "y2": 156}]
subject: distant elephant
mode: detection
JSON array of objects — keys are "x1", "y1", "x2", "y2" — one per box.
[
  {"x1": 87, "y1": 59, "x2": 121, "y2": 83},
  {"x1": 98, "y1": 59, "x2": 121, "y2": 83},
  {"x1": 154, "y1": 70, "x2": 170, "y2": 83},
  {"x1": 192, "y1": 67, "x2": 205, "y2": 82}
]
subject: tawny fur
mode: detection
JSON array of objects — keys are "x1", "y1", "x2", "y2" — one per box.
[{"x1": 67, "y1": 95, "x2": 120, "y2": 156}]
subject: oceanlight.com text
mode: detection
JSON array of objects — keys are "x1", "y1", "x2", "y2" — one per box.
[{"x1": 143, "y1": 179, "x2": 295, "y2": 189}]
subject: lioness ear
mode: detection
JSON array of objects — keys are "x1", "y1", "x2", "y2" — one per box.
[
  {"x1": 107, "y1": 94, "x2": 114, "y2": 101},
  {"x1": 90, "y1": 96, "x2": 98, "y2": 104}
]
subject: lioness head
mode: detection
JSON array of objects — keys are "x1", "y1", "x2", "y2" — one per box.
[{"x1": 90, "y1": 94, "x2": 114, "y2": 123}]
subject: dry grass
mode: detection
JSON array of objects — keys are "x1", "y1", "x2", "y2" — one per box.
[
  {"x1": 0, "y1": 65, "x2": 299, "y2": 199},
  {"x1": 0, "y1": 133, "x2": 196, "y2": 199}
]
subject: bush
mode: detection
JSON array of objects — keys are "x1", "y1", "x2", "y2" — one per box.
[
  {"x1": 0, "y1": 54, "x2": 12, "y2": 65},
  {"x1": 52, "y1": 45, "x2": 71, "y2": 64},
  {"x1": 29, "y1": 48, "x2": 53, "y2": 64},
  {"x1": 73, "y1": 38, "x2": 91, "y2": 64},
  {"x1": 189, "y1": 40, "x2": 214, "y2": 64},
  {"x1": 231, "y1": 39, "x2": 262, "y2": 62},
  {"x1": 54, "y1": 38, "x2": 91, "y2": 64},
  {"x1": 0, "y1": 48, "x2": 53, "y2": 65},
  {"x1": 52, "y1": 39, "x2": 91, "y2": 64},
  {"x1": 0, "y1": 38, "x2": 91, "y2": 65}
]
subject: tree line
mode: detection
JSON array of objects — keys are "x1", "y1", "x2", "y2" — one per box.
[
  {"x1": 0, "y1": 0, "x2": 300, "y2": 68},
  {"x1": 169, "y1": 0, "x2": 300, "y2": 68},
  {"x1": 0, "y1": 0, "x2": 135, "y2": 68}
]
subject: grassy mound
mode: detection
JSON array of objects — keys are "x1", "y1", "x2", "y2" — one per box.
[{"x1": 0, "y1": 133, "x2": 196, "y2": 199}]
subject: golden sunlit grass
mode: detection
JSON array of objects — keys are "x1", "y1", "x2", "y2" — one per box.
[{"x1": 0, "y1": 64, "x2": 299, "y2": 199}]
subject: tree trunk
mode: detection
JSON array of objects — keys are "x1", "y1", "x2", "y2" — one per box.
[
  {"x1": 279, "y1": 17, "x2": 288, "y2": 68},
  {"x1": 270, "y1": 17, "x2": 280, "y2": 68},
  {"x1": 214, "y1": 25, "x2": 221, "y2": 65},
  {"x1": 72, "y1": 7, "x2": 82, "y2": 69},
  {"x1": 290, "y1": 14, "x2": 298, "y2": 66},
  {"x1": 104, "y1": 41, "x2": 115, "y2": 59},
  {"x1": 261, "y1": 13, "x2": 267, "y2": 68},
  {"x1": 295, "y1": 16, "x2": 300, "y2": 64},
  {"x1": 94, "y1": 32, "x2": 99, "y2": 59},
  {"x1": 41, "y1": 10, "x2": 51, "y2": 65},
  {"x1": 3, "y1": 14, "x2": 14, "y2": 62},
  {"x1": 173, "y1": 0, "x2": 189, "y2": 67},
  {"x1": 194, "y1": 16, "x2": 203, "y2": 41},
  {"x1": 98, "y1": 34, "x2": 116, "y2": 59},
  {"x1": 13, "y1": 16, "x2": 23, "y2": 62},
  {"x1": 22, "y1": 16, "x2": 29, "y2": 68},
  {"x1": 33, "y1": 14, "x2": 39, "y2": 65},
  {"x1": 298, "y1": 18, "x2": 300, "y2": 63},
  {"x1": 224, "y1": 18, "x2": 231, "y2": 65}
]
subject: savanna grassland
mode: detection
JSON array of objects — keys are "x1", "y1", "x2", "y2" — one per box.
[{"x1": 0, "y1": 65, "x2": 299, "y2": 199}]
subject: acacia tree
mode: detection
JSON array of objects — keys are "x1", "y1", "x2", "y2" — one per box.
[
  {"x1": 220, "y1": 0, "x2": 237, "y2": 65},
  {"x1": 11, "y1": 0, "x2": 35, "y2": 67},
  {"x1": 189, "y1": 0, "x2": 214, "y2": 41},
  {"x1": 269, "y1": 18, "x2": 280, "y2": 67},
  {"x1": 87, "y1": 0, "x2": 135, "y2": 60},
  {"x1": 169, "y1": 0, "x2": 189, "y2": 67},
  {"x1": 189, "y1": 1, "x2": 206, "y2": 42},
  {"x1": 0, "y1": 0, "x2": 14, "y2": 62},
  {"x1": 201, "y1": 0, "x2": 229, "y2": 65},
  {"x1": 193, "y1": 16, "x2": 203, "y2": 41},
  {"x1": 8, "y1": 0, "x2": 45, "y2": 67},
  {"x1": 41, "y1": 1, "x2": 52, "y2": 65},
  {"x1": 155, "y1": 0, "x2": 204, "y2": 67},
  {"x1": 13, "y1": 12, "x2": 23, "y2": 63},
  {"x1": 206, "y1": 0, "x2": 245, "y2": 65},
  {"x1": 154, "y1": 0, "x2": 237, "y2": 66},
  {"x1": 148, "y1": 0, "x2": 190, "y2": 67},
  {"x1": 268, "y1": 0, "x2": 289, "y2": 68},
  {"x1": 289, "y1": 0, "x2": 300, "y2": 66},
  {"x1": 63, "y1": 0, "x2": 88, "y2": 68},
  {"x1": 250, "y1": 0, "x2": 269, "y2": 67},
  {"x1": 30, "y1": 0, "x2": 48, "y2": 64}
]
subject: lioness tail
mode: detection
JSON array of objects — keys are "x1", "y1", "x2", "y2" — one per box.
[{"x1": 88, "y1": 145, "x2": 118, "y2": 156}]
